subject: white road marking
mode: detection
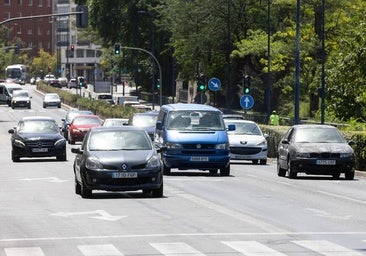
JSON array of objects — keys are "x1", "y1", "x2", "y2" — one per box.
[
  {"x1": 78, "y1": 244, "x2": 123, "y2": 256},
  {"x1": 293, "y1": 240, "x2": 364, "y2": 256},
  {"x1": 222, "y1": 241, "x2": 286, "y2": 256},
  {"x1": 4, "y1": 247, "x2": 45, "y2": 256},
  {"x1": 318, "y1": 191, "x2": 366, "y2": 205},
  {"x1": 150, "y1": 242, "x2": 205, "y2": 256}
]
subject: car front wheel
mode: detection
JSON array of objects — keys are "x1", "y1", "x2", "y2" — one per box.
[
  {"x1": 277, "y1": 160, "x2": 286, "y2": 177},
  {"x1": 152, "y1": 183, "x2": 163, "y2": 198},
  {"x1": 345, "y1": 171, "x2": 355, "y2": 180},
  {"x1": 220, "y1": 165, "x2": 230, "y2": 176}
]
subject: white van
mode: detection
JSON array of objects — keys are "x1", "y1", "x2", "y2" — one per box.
[{"x1": 0, "y1": 83, "x2": 23, "y2": 106}]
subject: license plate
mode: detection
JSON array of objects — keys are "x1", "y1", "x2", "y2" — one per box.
[
  {"x1": 190, "y1": 156, "x2": 209, "y2": 161},
  {"x1": 112, "y1": 172, "x2": 137, "y2": 178},
  {"x1": 32, "y1": 148, "x2": 48, "y2": 153},
  {"x1": 316, "y1": 159, "x2": 336, "y2": 165}
]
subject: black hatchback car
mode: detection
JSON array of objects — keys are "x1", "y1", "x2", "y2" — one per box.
[
  {"x1": 9, "y1": 116, "x2": 67, "y2": 162},
  {"x1": 277, "y1": 124, "x2": 355, "y2": 179},
  {"x1": 71, "y1": 126, "x2": 164, "y2": 198}
]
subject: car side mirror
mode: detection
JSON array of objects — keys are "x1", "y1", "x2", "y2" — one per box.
[
  {"x1": 8, "y1": 129, "x2": 14, "y2": 134},
  {"x1": 348, "y1": 140, "x2": 355, "y2": 146},
  {"x1": 227, "y1": 124, "x2": 235, "y2": 131},
  {"x1": 156, "y1": 121, "x2": 163, "y2": 130},
  {"x1": 71, "y1": 148, "x2": 83, "y2": 154},
  {"x1": 281, "y1": 139, "x2": 289, "y2": 144}
]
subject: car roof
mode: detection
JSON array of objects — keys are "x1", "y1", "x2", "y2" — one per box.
[
  {"x1": 90, "y1": 126, "x2": 146, "y2": 132},
  {"x1": 224, "y1": 119, "x2": 256, "y2": 124},
  {"x1": 162, "y1": 103, "x2": 222, "y2": 112},
  {"x1": 73, "y1": 114, "x2": 100, "y2": 119},
  {"x1": 21, "y1": 116, "x2": 56, "y2": 122},
  {"x1": 292, "y1": 124, "x2": 336, "y2": 129},
  {"x1": 133, "y1": 111, "x2": 159, "y2": 116}
]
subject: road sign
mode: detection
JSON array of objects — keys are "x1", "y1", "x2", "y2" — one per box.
[
  {"x1": 208, "y1": 77, "x2": 221, "y2": 92},
  {"x1": 240, "y1": 95, "x2": 254, "y2": 110}
]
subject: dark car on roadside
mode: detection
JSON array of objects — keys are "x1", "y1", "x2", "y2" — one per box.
[
  {"x1": 277, "y1": 124, "x2": 355, "y2": 180},
  {"x1": 129, "y1": 110, "x2": 159, "y2": 141},
  {"x1": 9, "y1": 116, "x2": 67, "y2": 162},
  {"x1": 61, "y1": 109, "x2": 93, "y2": 139},
  {"x1": 71, "y1": 126, "x2": 164, "y2": 198}
]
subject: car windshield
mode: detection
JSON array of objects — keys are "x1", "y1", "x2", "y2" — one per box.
[
  {"x1": 66, "y1": 111, "x2": 92, "y2": 122},
  {"x1": 88, "y1": 130, "x2": 152, "y2": 151},
  {"x1": 45, "y1": 94, "x2": 59, "y2": 100},
  {"x1": 18, "y1": 120, "x2": 59, "y2": 133},
  {"x1": 293, "y1": 127, "x2": 345, "y2": 143},
  {"x1": 132, "y1": 115, "x2": 158, "y2": 127},
  {"x1": 103, "y1": 119, "x2": 128, "y2": 127},
  {"x1": 73, "y1": 116, "x2": 100, "y2": 125},
  {"x1": 13, "y1": 91, "x2": 28, "y2": 97},
  {"x1": 8, "y1": 87, "x2": 22, "y2": 94},
  {"x1": 226, "y1": 122, "x2": 261, "y2": 135},
  {"x1": 167, "y1": 110, "x2": 225, "y2": 131}
]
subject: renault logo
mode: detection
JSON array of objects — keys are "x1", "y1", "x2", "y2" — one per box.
[
  {"x1": 121, "y1": 163, "x2": 128, "y2": 170},
  {"x1": 196, "y1": 144, "x2": 202, "y2": 149}
]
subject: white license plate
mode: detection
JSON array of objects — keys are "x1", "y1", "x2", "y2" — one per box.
[
  {"x1": 112, "y1": 172, "x2": 137, "y2": 178},
  {"x1": 32, "y1": 148, "x2": 48, "y2": 153},
  {"x1": 190, "y1": 156, "x2": 209, "y2": 161},
  {"x1": 316, "y1": 159, "x2": 336, "y2": 165}
]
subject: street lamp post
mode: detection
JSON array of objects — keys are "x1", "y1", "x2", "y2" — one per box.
[{"x1": 138, "y1": 10, "x2": 156, "y2": 109}]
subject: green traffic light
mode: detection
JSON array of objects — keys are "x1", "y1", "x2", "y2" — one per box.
[
  {"x1": 244, "y1": 87, "x2": 250, "y2": 94},
  {"x1": 199, "y1": 84, "x2": 205, "y2": 91}
]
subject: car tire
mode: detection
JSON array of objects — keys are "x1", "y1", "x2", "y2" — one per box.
[
  {"x1": 332, "y1": 172, "x2": 340, "y2": 179},
  {"x1": 277, "y1": 160, "x2": 286, "y2": 177},
  {"x1": 58, "y1": 104, "x2": 61, "y2": 108},
  {"x1": 163, "y1": 163, "x2": 171, "y2": 175},
  {"x1": 75, "y1": 177, "x2": 81, "y2": 195},
  {"x1": 80, "y1": 181, "x2": 92, "y2": 198},
  {"x1": 209, "y1": 169, "x2": 218, "y2": 175},
  {"x1": 259, "y1": 159, "x2": 267, "y2": 165},
  {"x1": 56, "y1": 152, "x2": 67, "y2": 161},
  {"x1": 252, "y1": 160, "x2": 258, "y2": 164},
  {"x1": 43, "y1": 104, "x2": 46, "y2": 108},
  {"x1": 152, "y1": 183, "x2": 163, "y2": 198},
  {"x1": 345, "y1": 171, "x2": 355, "y2": 180},
  {"x1": 220, "y1": 165, "x2": 230, "y2": 176},
  {"x1": 68, "y1": 138, "x2": 75, "y2": 145},
  {"x1": 288, "y1": 160, "x2": 297, "y2": 179},
  {"x1": 12, "y1": 152, "x2": 20, "y2": 162}
]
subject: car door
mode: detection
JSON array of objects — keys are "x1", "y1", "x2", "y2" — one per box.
[{"x1": 277, "y1": 127, "x2": 294, "y2": 169}]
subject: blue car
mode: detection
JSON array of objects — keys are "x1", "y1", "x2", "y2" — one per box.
[{"x1": 155, "y1": 103, "x2": 234, "y2": 176}]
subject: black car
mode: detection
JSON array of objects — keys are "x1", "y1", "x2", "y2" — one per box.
[
  {"x1": 61, "y1": 109, "x2": 93, "y2": 139},
  {"x1": 71, "y1": 126, "x2": 164, "y2": 198},
  {"x1": 277, "y1": 124, "x2": 355, "y2": 179},
  {"x1": 9, "y1": 116, "x2": 67, "y2": 162}
]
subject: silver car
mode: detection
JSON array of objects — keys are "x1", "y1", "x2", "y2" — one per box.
[
  {"x1": 224, "y1": 119, "x2": 268, "y2": 164},
  {"x1": 43, "y1": 93, "x2": 61, "y2": 108}
]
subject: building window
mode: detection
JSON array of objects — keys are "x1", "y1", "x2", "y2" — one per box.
[
  {"x1": 4, "y1": 0, "x2": 10, "y2": 5},
  {"x1": 86, "y1": 49, "x2": 94, "y2": 58},
  {"x1": 76, "y1": 49, "x2": 84, "y2": 58},
  {"x1": 37, "y1": 0, "x2": 42, "y2": 7},
  {"x1": 28, "y1": 0, "x2": 33, "y2": 6},
  {"x1": 38, "y1": 42, "x2": 42, "y2": 49},
  {"x1": 28, "y1": 28, "x2": 32, "y2": 35},
  {"x1": 17, "y1": 0, "x2": 22, "y2": 5},
  {"x1": 38, "y1": 27, "x2": 42, "y2": 35}
]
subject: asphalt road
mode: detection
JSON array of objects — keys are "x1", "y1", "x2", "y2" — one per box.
[{"x1": 0, "y1": 85, "x2": 366, "y2": 255}]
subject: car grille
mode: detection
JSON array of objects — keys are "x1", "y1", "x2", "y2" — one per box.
[
  {"x1": 26, "y1": 140, "x2": 54, "y2": 147},
  {"x1": 183, "y1": 144, "x2": 215, "y2": 149},
  {"x1": 230, "y1": 146, "x2": 262, "y2": 155},
  {"x1": 310, "y1": 152, "x2": 340, "y2": 158}
]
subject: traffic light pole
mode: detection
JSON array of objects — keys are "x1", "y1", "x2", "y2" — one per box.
[
  {"x1": 121, "y1": 46, "x2": 162, "y2": 107},
  {"x1": 0, "y1": 11, "x2": 84, "y2": 25}
]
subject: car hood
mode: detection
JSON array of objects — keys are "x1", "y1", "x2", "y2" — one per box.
[
  {"x1": 71, "y1": 124, "x2": 100, "y2": 129},
  {"x1": 87, "y1": 150, "x2": 155, "y2": 169},
  {"x1": 17, "y1": 132, "x2": 63, "y2": 141},
  {"x1": 292, "y1": 142, "x2": 353, "y2": 153},
  {"x1": 12, "y1": 97, "x2": 30, "y2": 101},
  {"x1": 228, "y1": 134, "x2": 266, "y2": 146}
]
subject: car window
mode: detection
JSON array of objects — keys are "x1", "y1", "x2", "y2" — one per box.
[
  {"x1": 132, "y1": 115, "x2": 158, "y2": 127},
  {"x1": 73, "y1": 117, "x2": 100, "y2": 125},
  {"x1": 293, "y1": 127, "x2": 344, "y2": 143},
  {"x1": 167, "y1": 111, "x2": 225, "y2": 131},
  {"x1": 226, "y1": 122, "x2": 261, "y2": 135},
  {"x1": 88, "y1": 130, "x2": 151, "y2": 151},
  {"x1": 18, "y1": 120, "x2": 59, "y2": 133}
]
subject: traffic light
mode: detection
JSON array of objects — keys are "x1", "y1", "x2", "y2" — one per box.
[
  {"x1": 197, "y1": 74, "x2": 206, "y2": 92},
  {"x1": 243, "y1": 75, "x2": 251, "y2": 94},
  {"x1": 14, "y1": 44, "x2": 20, "y2": 54},
  {"x1": 78, "y1": 77, "x2": 84, "y2": 88},
  {"x1": 70, "y1": 45, "x2": 75, "y2": 52},
  {"x1": 76, "y1": 5, "x2": 89, "y2": 28},
  {"x1": 114, "y1": 44, "x2": 121, "y2": 54},
  {"x1": 156, "y1": 79, "x2": 161, "y2": 90}
]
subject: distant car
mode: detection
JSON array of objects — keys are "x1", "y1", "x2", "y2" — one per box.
[
  {"x1": 67, "y1": 114, "x2": 102, "y2": 144},
  {"x1": 71, "y1": 126, "x2": 164, "y2": 198},
  {"x1": 67, "y1": 78, "x2": 78, "y2": 89},
  {"x1": 11, "y1": 89, "x2": 31, "y2": 109},
  {"x1": 44, "y1": 74, "x2": 56, "y2": 85},
  {"x1": 129, "y1": 111, "x2": 159, "y2": 141},
  {"x1": 8, "y1": 116, "x2": 67, "y2": 162},
  {"x1": 224, "y1": 119, "x2": 268, "y2": 164},
  {"x1": 61, "y1": 109, "x2": 93, "y2": 139},
  {"x1": 223, "y1": 114, "x2": 244, "y2": 120},
  {"x1": 102, "y1": 118, "x2": 129, "y2": 127},
  {"x1": 49, "y1": 80, "x2": 62, "y2": 88},
  {"x1": 43, "y1": 93, "x2": 61, "y2": 108},
  {"x1": 96, "y1": 93, "x2": 115, "y2": 104},
  {"x1": 30, "y1": 76, "x2": 41, "y2": 85},
  {"x1": 58, "y1": 77, "x2": 68, "y2": 87},
  {"x1": 277, "y1": 124, "x2": 355, "y2": 179}
]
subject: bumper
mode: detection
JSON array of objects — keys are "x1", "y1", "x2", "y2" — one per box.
[
  {"x1": 290, "y1": 158, "x2": 355, "y2": 174},
  {"x1": 163, "y1": 152, "x2": 230, "y2": 170},
  {"x1": 82, "y1": 168, "x2": 163, "y2": 192},
  {"x1": 12, "y1": 145, "x2": 66, "y2": 158},
  {"x1": 230, "y1": 146, "x2": 267, "y2": 161},
  {"x1": 69, "y1": 131, "x2": 87, "y2": 142}
]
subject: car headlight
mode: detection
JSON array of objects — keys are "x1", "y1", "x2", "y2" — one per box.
[
  {"x1": 256, "y1": 139, "x2": 267, "y2": 146},
  {"x1": 340, "y1": 152, "x2": 353, "y2": 158},
  {"x1": 146, "y1": 155, "x2": 160, "y2": 168},
  {"x1": 216, "y1": 143, "x2": 229, "y2": 150},
  {"x1": 14, "y1": 139, "x2": 25, "y2": 147},
  {"x1": 54, "y1": 138, "x2": 66, "y2": 147},
  {"x1": 295, "y1": 152, "x2": 310, "y2": 158},
  {"x1": 85, "y1": 157, "x2": 103, "y2": 170},
  {"x1": 166, "y1": 142, "x2": 182, "y2": 149}
]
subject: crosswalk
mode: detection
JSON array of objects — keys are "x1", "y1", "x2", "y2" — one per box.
[{"x1": 1, "y1": 240, "x2": 365, "y2": 256}]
